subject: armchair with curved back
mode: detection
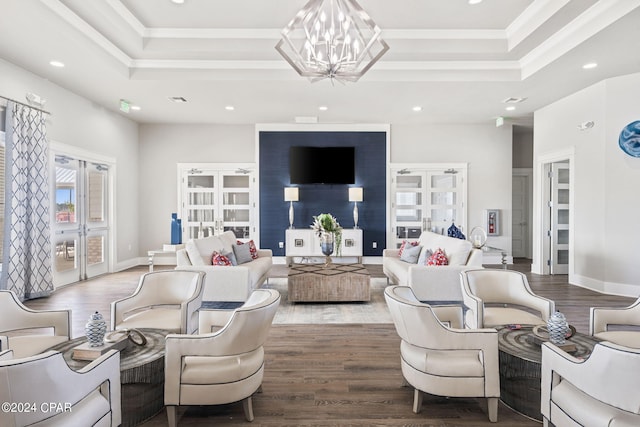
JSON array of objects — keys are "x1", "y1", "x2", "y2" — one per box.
[
  {"x1": 589, "y1": 295, "x2": 640, "y2": 348},
  {"x1": 111, "y1": 270, "x2": 205, "y2": 335},
  {"x1": 164, "y1": 288, "x2": 281, "y2": 426},
  {"x1": 0, "y1": 349, "x2": 122, "y2": 427},
  {"x1": 460, "y1": 269, "x2": 555, "y2": 329},
  {"x1": 541, "y1": 341, "x2": 640, "y2": 426},
  {"x1": 384, "y1": 285, "x2": 500, "y2": 422},
  {"x1": 0, "y1": 290, "x2": 71, "y2": 358}
]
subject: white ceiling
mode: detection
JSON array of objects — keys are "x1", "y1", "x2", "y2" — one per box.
[{"x1": 1, "y1": 0, "x2": 639, "y2": 128}]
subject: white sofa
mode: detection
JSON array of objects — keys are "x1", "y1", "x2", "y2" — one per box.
[
  {"x1": 383, "y1": 231, "x2": 482, "y2": 302},
  {"x1": 175, "y1": 231, "x2": 272, "y2": 302}
]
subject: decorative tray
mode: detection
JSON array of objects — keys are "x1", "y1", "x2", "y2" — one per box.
[{"x1": 530, "y1": 324, "x2": 577, "y2": 352}]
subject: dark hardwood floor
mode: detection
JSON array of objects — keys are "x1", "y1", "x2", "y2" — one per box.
[{"x1": 23, "y1": 261, "x2": 636, "y2": 426}]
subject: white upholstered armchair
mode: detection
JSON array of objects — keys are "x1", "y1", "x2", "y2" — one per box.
[
  {"x1": 0, "y1": 290, "x2": 71, "y2": 358},
  {"x1": 384, "y1": 285, "x2": 500, "y2": 422},
  {"x1": 589, "y1": 295, "x2": 640, "y2": 348},
  {"x1": 460, "y1": 269, "x2": 555, "y2": 328},
  {"x1": 164, "y1": 288, "x2": 281, "y2": 426},
  {"x1": 111, "y1": 270, "x2": 205, "y2": 334},
  {"x1": 0, "y1": 349, "x2": 122, "y2": 427},
  {"x1": 541, "y1": 341, "x2": 640, "y2": 427}
]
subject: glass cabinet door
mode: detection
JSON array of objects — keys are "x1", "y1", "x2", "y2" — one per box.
[
  {"x1": 389, "y1": 165, "x2": 467, "y2": 249},
  {"x1": 391, "y1": 172, "x2": 427, "y2": 248},
  {"x1": 181, "y1": 167, "x2": 255, "y2": 242},
  {"x1": 185, "y1": 174, "x2": 217, "y2": 239},
  {"x1": 427, "y1": 170, "x2": 464, "y2": 235},
  {"x1": 220, "y1": 174, "x2": 252, "y2": 240}
]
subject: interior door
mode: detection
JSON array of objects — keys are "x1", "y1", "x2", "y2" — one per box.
[
  {"x1": 512, "y1": 174, "x2": 529, "y2": 258},
  {"x1": 550, "y1": 162, "x2": 570, "y2": 274}
]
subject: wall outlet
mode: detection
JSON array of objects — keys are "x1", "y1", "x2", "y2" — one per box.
[
  {"x1": 278, "y1": 241, "x2": 284, "y2": 248},
  {"x1": 372, "y1": 241, "x2": 377, "y2": 248}
]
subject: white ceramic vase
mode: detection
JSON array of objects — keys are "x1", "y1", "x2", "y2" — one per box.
[
  {"x1": 547, "y1": 311, "x2": 569, "y2": 345},
  {"x1": 85, "y1": 311, "x2": 107, "y2": 347}
]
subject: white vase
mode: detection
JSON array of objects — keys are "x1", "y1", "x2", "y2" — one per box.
[
  {"x1": 547, "y1": 311, "x2": 569, "y2": 345},
  {"x1": 85, "y1": 311, "x2": 107, "y2": 347}
]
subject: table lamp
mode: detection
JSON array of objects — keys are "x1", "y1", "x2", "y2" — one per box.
[
  {"x1": 284, "y1": 187, "x2": 299, "y2": 229},
  {"x1": 349, "y1": 187, "x2": 363, "y2": 229}
]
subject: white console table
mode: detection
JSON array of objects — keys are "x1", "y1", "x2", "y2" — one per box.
[{"x1": 285, "y1": 229, "x2": 363, "y2": 265}]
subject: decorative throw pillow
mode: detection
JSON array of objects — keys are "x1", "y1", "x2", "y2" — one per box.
[
  {"x1": 211, "y1": 251, "x2": 232, "y2": 266},
  {"x1": 447, "y1": 222, "x2": 466, "y2": 240},
  {"x1": 398, "y1": 240, "x2": 419, "y2": 257},
  {"x1": 399, "y1": 244, "x2": 422, "y2": 264},
  {"x1": 426, "y1": 248, "x2": 449, "y2": 266},
  {"x1": 232, "y1": 243, "x2": 253, "y2": 265},
  {"x1": 236, "y1": 240, "x2": 258, "y2": 259},
  {"x1": 418, "y1": 248, "x2": 434, "y2": 265},
  {"x1": 223, "y1": 250, "x2": 238, "y2": 266}
]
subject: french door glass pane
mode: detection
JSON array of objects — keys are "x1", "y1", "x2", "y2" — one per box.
[
  {"x1": 54, "y1": 238, "x2": 76, "y2": 272},
  {"x1": 87, "y1": 172, "x2": 105, "y2": 222},
  {"x1": 55, "y1": 166, "x2": 77, "y2": 224},
  {"x1": 87, "y1": 235, "x2": 104, "y2": 265}
]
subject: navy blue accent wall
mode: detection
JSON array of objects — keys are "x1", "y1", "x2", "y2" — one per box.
[{"x1": 259, "y1": 131, "x2": 386, "y2": 257}]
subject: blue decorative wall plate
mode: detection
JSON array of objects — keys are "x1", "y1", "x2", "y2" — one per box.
[{"x1": 619, "y1": 121, "x2": 640, "y2": 157}]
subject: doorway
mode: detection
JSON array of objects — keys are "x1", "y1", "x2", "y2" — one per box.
[
  {"x1": 52, "y1": 154, "x2": 111, "y2": 287},
  {"x1": 536, "y1": 152, "x2": 573, "y2": 276}
]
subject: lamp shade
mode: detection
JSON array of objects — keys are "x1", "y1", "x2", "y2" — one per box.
[
  {"x1": 284, "y1": 187, "x2": 299, "y2": 202},
  {"x1": 349, "y1": 187, "x2": 363, "y2": 202}
]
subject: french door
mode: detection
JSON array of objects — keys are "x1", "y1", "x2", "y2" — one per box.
[{"x1": 52, "y1": 155, "x2": 110, "y2": 287}]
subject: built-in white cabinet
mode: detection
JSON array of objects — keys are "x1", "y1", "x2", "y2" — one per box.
[
  {"x1": 286, "y1": 228, "x2": 363, "y2": 264},
  {"x1": 178, "y1": 164, "x2": 256, "y2": 242},
  {"x1": 389, "y1": 164, "x2": 467, "y2": 249}
]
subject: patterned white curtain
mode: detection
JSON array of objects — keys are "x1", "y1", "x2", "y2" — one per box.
[{"x1": 0, "y1": 101, "x2": 52, "y2": 300}]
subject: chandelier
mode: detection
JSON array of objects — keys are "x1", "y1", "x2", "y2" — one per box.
[{"x1": 275, "y1": 0, "x2": 389, "y2": 83}]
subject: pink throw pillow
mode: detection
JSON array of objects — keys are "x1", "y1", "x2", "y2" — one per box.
[{"x1": 426, "y1": 248, "x2": 449, "y2": 266}]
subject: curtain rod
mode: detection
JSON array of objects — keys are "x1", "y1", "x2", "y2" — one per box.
[{"x1": 0, "y1": 94, "x2": 51, "y2": 115}]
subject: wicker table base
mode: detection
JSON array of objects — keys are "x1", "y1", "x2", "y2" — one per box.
[
  {"x1": 288, "y1": 263, "x2": 370, "y2": 302},
  {"x1": 497, "y1": 325, "x2": 600, "y2": 421},
  {"x1": 49, "y1": 328, "x2": 168, "y2": 427}
]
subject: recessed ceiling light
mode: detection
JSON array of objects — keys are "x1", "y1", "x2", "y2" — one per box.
[
  {"x1": 583, "y1": 62, "x2": 598, "y2": 69},
  {"x1": 49, "y1": 60, "x2": 65, "y2": 68},
  {"x1": 130, "y1": 105, "x2": 141, "y2": 111},
  {"x1": 412, "y1": 106, "x2": 423, "y2": 112},
  {"x1": 318, "y1": 106, "x2": 328, "y2": 111},
  {"x1": 505, "y1": 106, "x2": 516, "y2": 111},
  {"x1": 468, "y1": 0, "x2": 483, "y2": 4},
  {"x1": 169, "y1": 96, "x2": 187, "y2": 103},
  {"x1": 171, "y1": 0, "x2": 185, "y2": 4},
  {"x1": 225, "y1": 105, "x2": 235, "y2": 111}
]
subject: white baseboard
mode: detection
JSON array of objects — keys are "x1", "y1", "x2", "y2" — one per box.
[
  {"x1": 115, "y1": 257, "x2": 143, "y2": 272},
  {"x1": 571, "y1": 274, "x2": 640, "y2": 298}
]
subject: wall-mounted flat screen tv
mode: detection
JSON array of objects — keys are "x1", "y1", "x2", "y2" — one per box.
[{"x1": 289, "y1": 146, "x2": 355, "y2": 184}]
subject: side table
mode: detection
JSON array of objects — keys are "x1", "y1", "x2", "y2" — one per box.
[
  {"x1": 497, "y1": 325, "x2": 600, "y2": 421},
  {"x1": 147, "y1": 244, "x2": 185, "y2": 272},
  {"x1": 48, "y1": 328, "x2": 169, "y2": 427}
]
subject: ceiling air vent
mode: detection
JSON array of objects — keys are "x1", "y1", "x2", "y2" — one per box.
[{"x1": 502, "y1": 97, "x2": 527, "y2": 104}]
